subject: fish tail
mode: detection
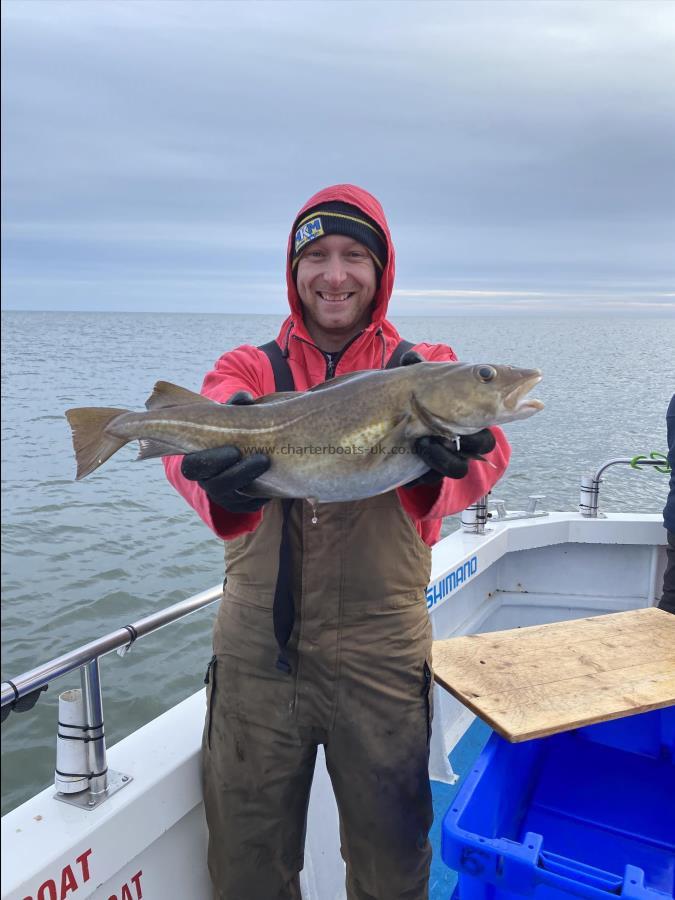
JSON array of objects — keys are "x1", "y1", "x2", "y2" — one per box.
[{"x1": 65, "y1": 407, "x2": 130, "y2": 480}]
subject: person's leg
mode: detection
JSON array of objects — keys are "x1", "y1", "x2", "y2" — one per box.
[
  {"x1": 203, "y1": 653, "x2": 317, "y2": 900},
  {"x1": 325, "y1": 651, "x2": 433, "y2": 900},
  {"x1": 658, "y1": 531, "x2": 675, "y2": 614}
]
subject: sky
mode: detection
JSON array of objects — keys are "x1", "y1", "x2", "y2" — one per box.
[{"x1": 2, "y1": 0, "x2": 674, "y2": 316}]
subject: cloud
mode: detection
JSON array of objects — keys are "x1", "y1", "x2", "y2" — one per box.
[
  {"x1": 391, "y1": 288, "x2": 675, "y2": 316},
  {"x1": 2, "y1": 0, "x2": 674, "y2": 313}
]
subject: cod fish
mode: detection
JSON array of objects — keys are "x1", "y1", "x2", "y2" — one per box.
[{"x1": 65, "y1": 362, "x2": 543, "y2": 503}]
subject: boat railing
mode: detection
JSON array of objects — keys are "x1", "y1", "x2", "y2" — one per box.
[
  {"x1": 579, "y1": 455, "x2": 669, "y2": 518},
  {"x1": 3, "y1": 452, "x2": 670, "y2": 808},
  {"x1": 462, "y1": 454, "x2": 669, "y2": 534},
  {"x1": 1, "y1": 583, "x2": 222, "y2": 810}
]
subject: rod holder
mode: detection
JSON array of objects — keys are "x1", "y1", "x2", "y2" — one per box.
[
  {"x1": 54, "y1": 659, "x2": 131, "y2": 810},
  {"x1": 55, "y1": 689, "x2": 90, "y2": 794},
  {"x1": 462, "y1": 494, "x2": 489, "y2": 534},
  {"x1": 579, "y1": 473, "x2": 601, "y2": 518}
]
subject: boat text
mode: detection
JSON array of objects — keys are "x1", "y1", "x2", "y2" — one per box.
[
  {"x1": 21, "y1": 849, "x2": 92, "y2": 900},
  {"x1": 21, "y1": 850, "x2": 143, "y2": 900},
  {"x1": 426, "y1": 556, "x2": 478, "y2": 609}
]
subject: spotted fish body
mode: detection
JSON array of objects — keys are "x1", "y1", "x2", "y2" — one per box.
[{"x1": 65, "y1": 362, "x2": 543, "y2": 502}]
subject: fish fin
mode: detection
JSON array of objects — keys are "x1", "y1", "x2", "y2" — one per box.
[
  {"x1": 65, "y1": 407, "x2": 130, "y2": 480},
  {"x1": 136, "y1": 438, "x2": 184, "y2": 460},
  {"x1": 252, "y1": 371, "x2": 375, "y2": 403},
  {"x1": 358, "y1": 413, "x2": 413, "y2": 468},
  {"x1": 251, "y1": 371, "x2": 375, "y2": 404},
  {"x1": 410, "y1": 393, "x2": 457, "y2": 439},
  {"x1": 306, "y1": 370, "x2": 375, "y2": 393},
  {"x1": 252, "y1": 391, "x2": 299, "y2": 404},
  {"x1": 145, "y1": 381, "x2": 218, "y2": 411}
]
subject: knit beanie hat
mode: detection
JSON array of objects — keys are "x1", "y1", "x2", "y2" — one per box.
[{"x1": 290, "y1": 201, "x2": 388, "y2": 282}]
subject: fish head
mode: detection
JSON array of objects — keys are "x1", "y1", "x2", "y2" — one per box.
[{"x1": 414, "y1": 362, "x2": 544, "y2": 435}]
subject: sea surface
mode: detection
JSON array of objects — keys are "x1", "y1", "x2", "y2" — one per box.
[{"x1": 2, "y1": 310, "x2": 673, "y2": 813}]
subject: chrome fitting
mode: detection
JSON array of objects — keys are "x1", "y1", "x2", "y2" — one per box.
[{"x1": 462, "y1": 494, "x2": 489, "y2": 534}]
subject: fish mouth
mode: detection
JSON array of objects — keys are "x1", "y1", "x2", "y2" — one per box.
[{"x1": 503, "y1": 370, "x2": 544, "y2": 413}]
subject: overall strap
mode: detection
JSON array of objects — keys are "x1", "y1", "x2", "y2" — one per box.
[
  {"x1": 258, "y1": 340, "x2": 296, "y2": 673},
  {"x1": 258, "y1": 340, "x2": 296, "y2": 392},
  {"x1": 261, "y1": 336, "x2": 414, "y2": 381},
  {"x1": 385, "y1": 339, "x2": 415, "y2": 369}
]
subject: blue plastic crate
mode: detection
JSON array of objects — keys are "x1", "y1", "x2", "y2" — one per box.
[{"x1": 442, "y1": 707, "x2": 675, "y2": 900}]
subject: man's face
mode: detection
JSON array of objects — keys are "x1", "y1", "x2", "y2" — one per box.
[{"x1": 295, "y1": 234, "x2": 378, "y2": 346}]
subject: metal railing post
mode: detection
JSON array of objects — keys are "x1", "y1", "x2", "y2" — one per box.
[{"x1": 80, "y1": 659, "x2": 108, "y2": 795}]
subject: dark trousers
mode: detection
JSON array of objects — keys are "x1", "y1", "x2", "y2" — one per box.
[{"x1": 658, "y1": 531, "x2": 675, "y2": 614}]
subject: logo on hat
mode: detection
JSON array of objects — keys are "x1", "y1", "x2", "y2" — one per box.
[{"x1": 295, "y1": 217, "x2": 324, "y2": 254}]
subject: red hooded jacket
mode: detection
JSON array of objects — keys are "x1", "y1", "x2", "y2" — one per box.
[{"x1": 164, "y1": 184, "x2": 510, "y2": 544}]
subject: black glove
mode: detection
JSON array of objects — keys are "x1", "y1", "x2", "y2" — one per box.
[
  {"x1": 180, "y1": 391, "x2": 271, "y2": 513},
  {"x1": 398, "y1": 350, "x2": 496, "y2": 486},
  {"x1": 409, "y1": 431, "x2": 496, "y2": 485}
]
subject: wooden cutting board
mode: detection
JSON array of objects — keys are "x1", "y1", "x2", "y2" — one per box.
[{"x1": 432, "y1": 607, "x2": 675, "y2": 742}]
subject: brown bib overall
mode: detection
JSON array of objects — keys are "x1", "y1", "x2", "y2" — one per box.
[{"x1": 203, "y1": 492, "x2": 434, "y2": 899}]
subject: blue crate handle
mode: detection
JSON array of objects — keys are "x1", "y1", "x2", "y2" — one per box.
[
  {"x1": 537, "y1": 852, "x2": 654, "y2": 899},
  {"x1": 538, "y1": 850, "x2": 622, "y2": 893}
]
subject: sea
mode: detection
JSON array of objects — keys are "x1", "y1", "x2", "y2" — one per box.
[{"x1": 2, "y1": 309, "x2": 673, "y2": 814}]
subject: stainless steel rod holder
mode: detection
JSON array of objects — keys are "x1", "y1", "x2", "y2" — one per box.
[
  {"x1": 462, "y1": 494, "x2": 489, "y2": 534},
  {"x1": 55, "y1": 660, "x2": 131, "y2": 810}
]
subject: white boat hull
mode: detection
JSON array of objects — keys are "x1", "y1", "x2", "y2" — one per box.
[{"x1": 2, "y1": 512, "x2": 667, "y2": 900}]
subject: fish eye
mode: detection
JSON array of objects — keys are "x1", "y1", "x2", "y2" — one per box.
[{"x1": 476, "y1": 365, "x2": 497, "y2": 382}]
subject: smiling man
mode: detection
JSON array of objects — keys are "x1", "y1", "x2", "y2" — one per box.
[
  {"x1": 164, "y1": 185, "x2": 511, "y2": 899},
  {"x1": 291, "y1": 202, "x2": 384, "y2": 352}
]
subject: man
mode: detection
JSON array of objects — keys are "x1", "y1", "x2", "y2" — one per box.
[
  {"x1": 164, "y1": 184, "x2": 511, "y2": 899},
  {"x1": 658, "y1": 394, "x2": 675, "y2": 614}
]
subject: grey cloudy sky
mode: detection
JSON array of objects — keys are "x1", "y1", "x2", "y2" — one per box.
[{"x1": 2, "y1": 0, "x2": 674, "y2": 315}]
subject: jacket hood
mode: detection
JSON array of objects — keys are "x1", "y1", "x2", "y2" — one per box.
[{"x1": 285, "y1": 184, "x2": 396, "y2": 331}]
